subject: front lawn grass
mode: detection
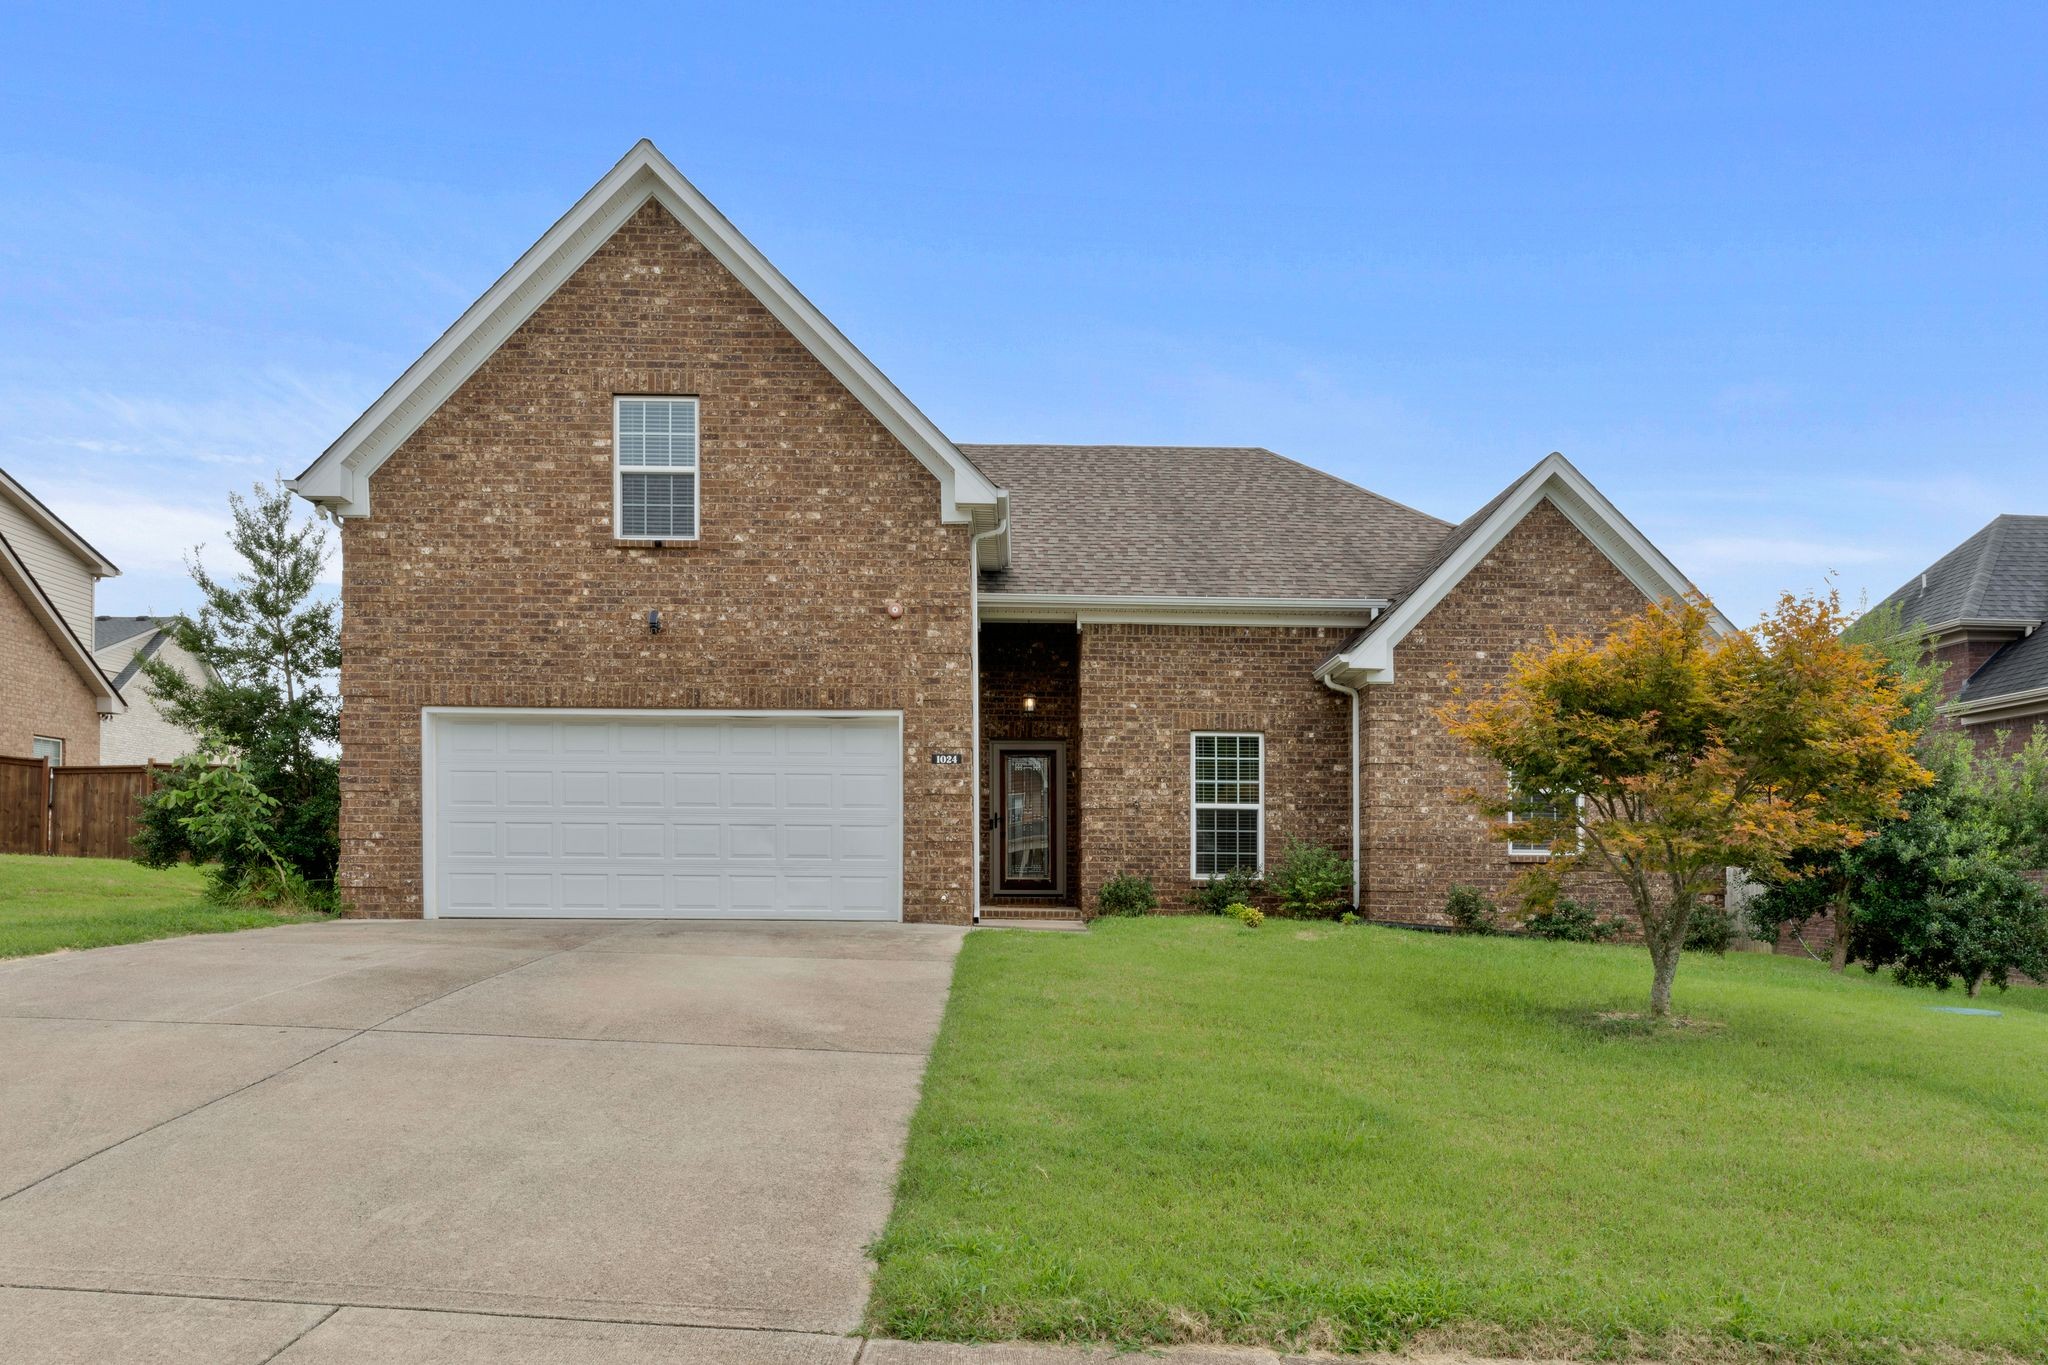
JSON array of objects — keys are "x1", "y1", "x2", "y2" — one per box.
[
  {"x1": 0, "y1": 854, "x2": 329, "y2": 958},
  {"x1": 869, "y1": 919, "x2": 2048, "y2": 1362}
]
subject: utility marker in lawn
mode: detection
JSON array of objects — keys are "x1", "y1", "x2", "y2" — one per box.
[{"x1": 1442, "y1": 592, "x2": 1928, "y2": 1019}]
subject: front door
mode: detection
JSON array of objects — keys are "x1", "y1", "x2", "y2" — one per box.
[{"x1": 993, "y1": 744, "x2": 1062, "y2": 896}]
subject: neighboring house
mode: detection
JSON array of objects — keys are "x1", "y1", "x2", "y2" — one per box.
[
  {"x1": 93, "y1": 616, "x2": 211, "y2": 764},
  {"x1": 1868, "y1": 515, "x2": 2048, "y2": 753},
  {"x1": 290, "y1": 141, "x2": 1722, "y2": 924},
  {"x1": 0, "y1": 468, "x2": 122, "y2": 765}
]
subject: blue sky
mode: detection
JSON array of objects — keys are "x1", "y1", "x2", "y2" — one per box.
[{"x1": 2, "y1": 2, "x2": 2043, "y2": 626}]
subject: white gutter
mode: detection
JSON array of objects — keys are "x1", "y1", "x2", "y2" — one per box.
[
  {"x1": 967, "y1": 506, "x2": 1011, "y2": 926},
  {"x1": 1944, "y1": 682, "x2": 2048, "y2": 722},
  {"x1": 1320, "y1": 672, "x2": 1362, "y2": 914},
  {"x1": 979, "y1": 592, "x2": 1386, "y2": 628}
]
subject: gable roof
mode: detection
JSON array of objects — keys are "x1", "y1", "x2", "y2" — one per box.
[
  {"x1": 961, "y1": 445, "x2": 1448, "y2": 602},
  {"x1": 95, "y1": 614, "x2": 166, "y2": 651},
  {"x1": 1317, "y1": 452, "x2": 1730, "y2": 684},
  {"x1": 1868, "y1": 514, "x2": 2048, "y2": 632},
  {"x1": 290, "y1": 141, "x2": 1005, "y2": 539},
  {"x1": 0, "y1": 467, "x2": 119, "y2": 578},
  {"x1": 0, "y1": 529, "x2": 122, "y2": 713}
]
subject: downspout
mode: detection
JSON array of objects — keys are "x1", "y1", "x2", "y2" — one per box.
[
  {"x1": 968, "y1": 505, "x2": 1010, "y2": 927},
  {"x1": 1320, "y1": 671, "x2": 1361, "y2": 914}
]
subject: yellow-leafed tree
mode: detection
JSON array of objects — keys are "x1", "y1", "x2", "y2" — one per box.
[{"x1": 1441, "y1": 593, "x2": 1929, "y2": 1019}]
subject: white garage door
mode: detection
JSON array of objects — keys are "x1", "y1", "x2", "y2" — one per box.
[{"x1": 427, "y1": 712, "x2": 903, "y2": 920}]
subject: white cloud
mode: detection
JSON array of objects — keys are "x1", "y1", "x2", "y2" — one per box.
[{"x1": 28, "y1": 482, "x2": 341, "y2": 591}]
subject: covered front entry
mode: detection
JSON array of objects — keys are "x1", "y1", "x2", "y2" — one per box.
[
  {"x1": 978, "y1": 623, "x2": 1080, "y2": 908},
  {"x1": 425, "y1": 709, "x2": 904, "y2": 920}
]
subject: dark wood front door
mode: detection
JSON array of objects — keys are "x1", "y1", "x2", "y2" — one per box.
[{"x1": 993, "y1": 744, "x2": 1062, "y2": 895}]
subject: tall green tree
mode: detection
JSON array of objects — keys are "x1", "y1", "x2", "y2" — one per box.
[
  {"x1": 1755, "y1": 734, "x2": 2048, "y2": 995},
  {"x1": 136, "y1": 477, "x2": 341, "y2": 886}
]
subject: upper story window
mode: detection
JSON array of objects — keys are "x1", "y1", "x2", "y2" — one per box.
[
  {"x1": 1192, "y1": 732, "x2": 1263, "y2": 878},
  {"x1": 614, "y1": 396, "x2": 699, "y2": 541},
  {"x1": 1506, "y1": 774, "x2": 1583, "y2": 857}
]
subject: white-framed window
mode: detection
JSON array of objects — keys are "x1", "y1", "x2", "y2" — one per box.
[
  {"x1": 31, "y1": 736, "x2": 63, "y2": 766},
  {"x1": 1191, "y1": 732, "x2": 1263, "y2": 878},
  {"x1": 614, "y1": 396, "x2": 700, "y2": 541},
  {"x1": 1506, "y1": 774, "x2": 1583, "y2": 857}
]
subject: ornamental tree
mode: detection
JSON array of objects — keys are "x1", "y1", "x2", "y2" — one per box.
[{"x1": 1440, "y1": 593, "x2": 1929, "y2": 1019}]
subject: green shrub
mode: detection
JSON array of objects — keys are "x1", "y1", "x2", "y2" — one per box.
[
  {"x1": 1189, "y1": 865, "x2": 1263, "y2": 915},
  {"x1": 1684, "y1": 902, "x2": 1735, "y2": 954},
  {"x1": 1229, "y1": 902, "x2": 1264, "y2": 928},
  {"x1": 1340, "y1": 911, "x2": 1360, "y2": 926},
  {"x1": 1266, "y1": 839, "x2": 1353, "y2": 919},
  {"x1": 1523, "y1": 897, "x2": 1616, "y2": 942},
  {"x1": 1097, "y1": 874, "x2": 1158, "y2": 918},
  {"x1": 1444, "y1": 884, "x2": 1498, "y2": 935}
]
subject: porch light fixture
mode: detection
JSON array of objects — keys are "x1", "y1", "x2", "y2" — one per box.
[
  {"x1": 647, "y1": 609, "x2": 662, "y2": 635},
  {"x1": 1022, "y1": 696, "x2": 1036, "y2": 713}
]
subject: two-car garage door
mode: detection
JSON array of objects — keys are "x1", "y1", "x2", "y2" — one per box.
[{"x1": 427, "y1": 712, "x2": 903, "y2": 920}]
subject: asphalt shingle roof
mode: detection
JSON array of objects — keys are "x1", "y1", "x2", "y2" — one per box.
[
  {"x1": 959, "y1": 445, "x2": 1451, "y2": 599},
  {"x1": 1869, "y1": 515, "x2": 2048, "y2": 628},
  {"x1": 94, "y1": 615, "x2": 169, "y2": 651},
  {"x1": 1960, "y1": 626, "x2": 2048, "y2": 705}
]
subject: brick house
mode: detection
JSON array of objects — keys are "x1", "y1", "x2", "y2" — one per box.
[
  {"x1": 290, "y1": 142, "x2": 1721, "y2": 926},
  {"x1": 1867, "y1": 515, "x2": 2048, "y2": 754},
  {"x1": 0, "y1": 467, "x2": 123, "y2": 765}
]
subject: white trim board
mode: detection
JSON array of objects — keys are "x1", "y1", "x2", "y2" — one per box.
[
  {"x1": 291, "y1": 141, "x2": 1005, "y2": 541},
  {"x1": 980, "y1": 593, "x2": 1385, "y2": 628},
  {"x1": 1317, "y1": 453, "x2": 1731, "y2": 686}
]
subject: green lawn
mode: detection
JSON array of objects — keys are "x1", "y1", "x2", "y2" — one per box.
[
  {"x1": 0, "y1": 854, "x2": 329, "y2": 958},
  {"x1": 869, "y1": 919, "x2": 2048, "y2": 1362}
]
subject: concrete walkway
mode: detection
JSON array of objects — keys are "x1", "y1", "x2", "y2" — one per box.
[{"x1": 0, "y1": 917, "x2": 971, "y2": 1361}]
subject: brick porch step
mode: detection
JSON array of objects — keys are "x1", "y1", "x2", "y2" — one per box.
[{"x1": 977, "y1": 907, "x2": 1086, "y2": 931}]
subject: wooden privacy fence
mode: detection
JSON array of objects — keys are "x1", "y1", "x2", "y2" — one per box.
[{"x1": 0, "y1": 756, "x2": 163, "y2": 859}]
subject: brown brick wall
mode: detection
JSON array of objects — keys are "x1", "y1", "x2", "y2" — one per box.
[
  {"x1": 1921, "y1": 635, "x2": 2046, "y2": 763},
  {"x1": 978, "y1": 623, "x2": 1081, "y2": 903},
  {"x1": 1076, "y1": 623, "x2": 1353, "y2": 915},
  {"x1": 0, "y1": 572, "x2": 98, "y2": 764},
  {"x1": 1364, "y1": 500, "x2": 1648, "y2": 927},
  {"x1": 340, "y1": 199, "x2": 977, "y2": 921}
]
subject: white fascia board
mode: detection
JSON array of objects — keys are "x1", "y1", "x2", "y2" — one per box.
[
  {"x1": 1944, "y1": 684, "x2": 2048, "y2": 723},
  {"x1": 0, "y1": 532, "x2": 123, "y2": 713},
  {"x1": 1320, "y1": 453, "x2": 1732, "y2": 686},
  {"x1": 1918, "y1": 618, "x2": 2040, "y2": 641},
  {"x1": 979, "y1": 592, "x2": 1384, "y2": 627},
  {"x1": 0, "y1": 468, "x2": 120, "y2": 578},
  {"x1": 293, "y1": 141, "x2": 1002, "y2": 526}
]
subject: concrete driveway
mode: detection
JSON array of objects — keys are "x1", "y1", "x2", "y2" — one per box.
[{"x1": 0, "y1": 917, "x2": 966, "y2": 1363}]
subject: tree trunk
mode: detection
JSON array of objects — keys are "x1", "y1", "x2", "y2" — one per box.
[
  {"x1": 1967, "y1": 973, "x2": 1983, "y2": 999},
  {"x1": 1649, "y1": 940, "x2": 1681, "y2": 1019},
  {"x1": 1828, "y1": 883, "x2": 1851, "y2": 973}
]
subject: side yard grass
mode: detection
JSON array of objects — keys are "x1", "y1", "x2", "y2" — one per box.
[
  {"x1": 0, "y1": 854, "x2": 330, "y2": 958},
  {"x1": 868, "y1": 919, "x2": 2048, "y2": 1362}
]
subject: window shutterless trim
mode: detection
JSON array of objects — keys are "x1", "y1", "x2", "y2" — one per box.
[
  {"x1": 1190, "y1": 731, "x2": 1264, "y2": 879},
  {"x1": 612, "y1": 395, "x2": 701, "y2": 542},
  {"x1": 1505, "y1": 776, "x2": 1584, "y2": 858}
]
